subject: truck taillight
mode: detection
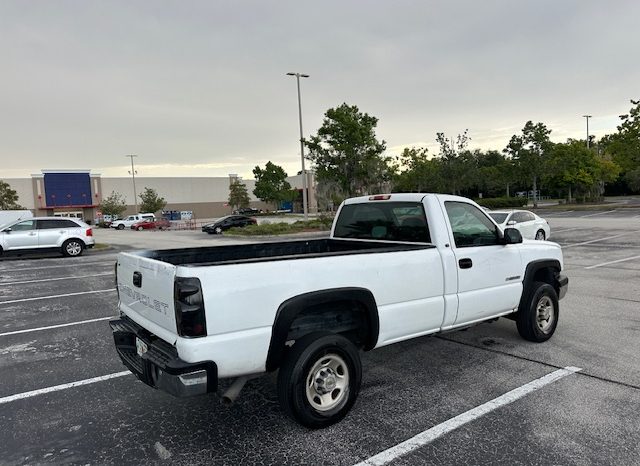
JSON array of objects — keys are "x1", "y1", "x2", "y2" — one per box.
[
  {"x1": 369, "y1": 194, "x2": 391, "y2": 201},
  {"x1": 174, "y1": 277, "x2": 207, "y2": 337},
  {"x1": 86, "y1": 228, "x2": 93, "y2": 236}
]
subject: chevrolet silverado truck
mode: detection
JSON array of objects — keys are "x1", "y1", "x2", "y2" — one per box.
[{"x1": 110, "y1": 193, "x2": 568, "y2": 428}]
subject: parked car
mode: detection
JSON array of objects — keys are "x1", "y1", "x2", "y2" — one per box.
[
  {"x1": 110, "y1": 213, "x2": 156, "y2": 230},
  {"x1": 111, "y1": 193, "x2": 567, "y2": 428},
  {"x1": 232, "y1": 207, "x2": 261, "y2": 215},
  {"x1": 201, "y1": 215, "x2": 257, "y2": 234},
  {"x1": 0, "y1": 217, "x2": 95, "y2": 257},
  {"x1": 488, "y1": 210, "x2": 550, "y2": 240},
  {"x1": 131, "y1": 219, "x2": 171, "y2": 231}
]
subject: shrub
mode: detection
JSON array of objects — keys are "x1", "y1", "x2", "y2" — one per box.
[
  {"x1": 475, "y1": 197, "x2": 527, "y2": 209},
  {"x1": 225, "y1": 219, "x2": 332, "y2": 236}
]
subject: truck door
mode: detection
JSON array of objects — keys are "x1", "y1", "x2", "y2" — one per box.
[{"x1": 442, "y1": 201, "x2": 523, "y2": 325}]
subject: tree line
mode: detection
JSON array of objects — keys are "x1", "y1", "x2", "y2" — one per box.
[{"x1": 304, "y1": 99, "x2": 640, "y2": 208}]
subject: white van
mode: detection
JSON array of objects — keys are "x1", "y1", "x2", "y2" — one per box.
[
  {"x1": 110, "y1": 213, "x2": 156, "y2": 230},
  {"x1": 0, "y1": 210, "x2": 33, "y2": 229}
]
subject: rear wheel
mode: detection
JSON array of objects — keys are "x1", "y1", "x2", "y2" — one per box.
[
  {"x1": 535, "y1": 229, "x2": 546, "y2": 240},
  {"x1": 137, "y1": 226, "x2": 144, "y2": 231},
  {"x1": 277, "y1": 332, "x2": 361, "y2": 428},
  {"x1": 62, "y1": 239, "x2": 84, "y2": 257},
  {"x1": 516, "y1": 281, "x2": 559, "y2": 342}
]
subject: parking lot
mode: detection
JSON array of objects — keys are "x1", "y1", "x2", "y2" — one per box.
[{"x1": 1, "y1": 210, "x2": 639, "y2": 465}]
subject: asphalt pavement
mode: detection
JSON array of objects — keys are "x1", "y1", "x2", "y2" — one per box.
[{"x1": 1, "y1": 211, "x2": 639, "y2": 465}]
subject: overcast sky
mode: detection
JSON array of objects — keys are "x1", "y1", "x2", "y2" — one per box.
[{"x1": 1, "y1": 1, "x2": 638, "y2": 179}]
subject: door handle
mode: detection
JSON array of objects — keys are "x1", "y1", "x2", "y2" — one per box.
[{"x1": 459, "y1": 258, "x2": 473, "y2": 269}]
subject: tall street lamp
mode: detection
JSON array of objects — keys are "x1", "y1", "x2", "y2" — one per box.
[
  {"x1": 583, "y1": 115, "x2": 592, "y2": 149},
  {"x1": 287, "y1": 72, "x2": 309, "y2": 220},
  {"x1": 126, "y1": 154, "x2": 139, "y2": 213}
]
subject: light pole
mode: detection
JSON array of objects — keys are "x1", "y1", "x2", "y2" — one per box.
[
  {"x1": 287, "y1": 72, "x2": 309, "y2": 220},
  {"x1": 582, "y1": 115, "x2": 592, "y2": 149},
  {"x1": 126, "y1": 154, "x2": 139, "y2": 213}
]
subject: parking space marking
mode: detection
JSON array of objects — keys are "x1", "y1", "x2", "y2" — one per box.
[
  {"x1": 0, "y1": 273, "x2": 112, "y2": 286},
  {"x1": 0, "y1": 371, "x2": 131, "y2": 405},
  {"x1": 545, "y1": 210, "x2": 574, "y2": 216},
  {"x1": 0, "y1": 289, "x2": 115, "y2": 305},
  {"x1": 585, "y1": 254, "x2": 640, "y2": 270},
  {"x1": 353, "y1": 366, "x2": 582, "y2": 466},
  {"x1": 580, "y1": 210, "x2": 617, "y2": 218},
  {"x1": 0, "y1": 316, "x2": 113, "y2": 337},
  {"x1": 562, "y1": 232, "x2": 634, "y2": 248},
  {"x1": 0, "y1": 260, "x2": 114, "y2": 273},
  {"x1": 550, "y1": 227, "x2": 580, "y2": 234}
]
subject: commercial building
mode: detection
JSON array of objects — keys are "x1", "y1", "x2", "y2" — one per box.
[{"x1": 1, "y1": 170, "x2": 317, "y2": 221}]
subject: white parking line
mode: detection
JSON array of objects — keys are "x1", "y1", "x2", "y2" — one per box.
[
  {"x1": 0, "y1": 289, "x2": 116, "y2": 305},
  {"x1": 353, "y1": 366, "x2": 582, "y2": 466},
  {"x1": 546, "y1": 210, "x2": 574, "y2": 216},
  {"x1": 580, "y1": 210, "x2": 617, "y2": 218},
  {"x1": 550, "y1": 227, "x2": 580, "y2": 234},
  {"x1": 0, "y1": 316, "x2": 113, "y2": 337},
  {"x1": 0, "y1": 273, "x2": 112, "y2": 286},
  {"x1": 562, "y1": 232, "x2": 634, "y2": 248},
  {"x1": 0, "y1": 371, "x2": 131, "y2": 405},
  {"x1": 585, "y1": 254, "x2": 640, "y2": 270},
  {"x1": 0, "y1": 260, "x2": 114, "y2": 273}
]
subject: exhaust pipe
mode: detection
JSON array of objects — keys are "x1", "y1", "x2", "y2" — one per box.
[{"x1": 221, "y1": 376, "x2": 252, "y2": 405}]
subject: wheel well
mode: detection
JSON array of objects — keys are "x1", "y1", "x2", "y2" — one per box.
[
  {"x1": 64, "y1": 238, "x2": 86, "y2": 246},
  {"x1": 265, "y1": 288, "x2": 379, "y2": 372}
]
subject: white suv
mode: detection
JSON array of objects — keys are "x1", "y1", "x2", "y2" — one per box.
[
  {"x1": 0, "y1": 217, "x2": 95, "y2": 257},
  {"x1": 110, "y1": 213, "x2": 156, "y2": 230}
]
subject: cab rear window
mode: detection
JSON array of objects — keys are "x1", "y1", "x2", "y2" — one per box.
[{"x1": 334, "y1": 202, "x2": 431, "y2": 243}]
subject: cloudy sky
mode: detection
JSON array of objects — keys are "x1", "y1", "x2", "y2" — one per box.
[{"x1": 1, "y1": 1, "x2": 638, "y2": 179}]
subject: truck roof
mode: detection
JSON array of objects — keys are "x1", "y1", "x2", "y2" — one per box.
[{"x1": 343, "y1": 193, "x2": 470, "y2": 204}]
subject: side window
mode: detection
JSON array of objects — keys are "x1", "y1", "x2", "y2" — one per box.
[
  {"x1": 511, "y1": 212, "x2": 525, "y2": 223},
  {"x1": 445, "y1": 202, "x2": 499, "y2": 248},
  {"x1": 522, "y1": 212, "x2": 535, "y2": 222},
  {"x1": 9, "y1": 220, "x2": 36, "y2": 231}
]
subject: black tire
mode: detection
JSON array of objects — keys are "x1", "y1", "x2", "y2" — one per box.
[
  {"x1": 277, "y1": 332, "x2": 362, "y2": 428},
  {"x1": 62, "y1": 239, "x2": 85, "y2": 257},
  {"x1": 516, "y1": 281, "x2": 559, "y2": 342},
  {"x1": 117, "y1": 224, "x2": 125, "y2": 230},
  {"x1": 535, "y1": 229, "x2": 546, "y2": 240}
]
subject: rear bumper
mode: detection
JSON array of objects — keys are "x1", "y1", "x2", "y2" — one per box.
[
  {"x1": 557, "y1": 273, "x2": 568, "y2": 300},
  {"x1": 110, "y1": 317, "x2": 217, "y2": 397}
]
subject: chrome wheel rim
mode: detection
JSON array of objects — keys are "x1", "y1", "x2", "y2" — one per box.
[
  {"x1": 305, "y1": 353, "x2": 349, "y2": 412},
  {"x1": 536, "y1": 296, "x2": 555, "y2": 333},
  {"x1": 66, "y1": 242, "x2": 82, "y2": 256},
  {"x1": 215, "y1": 227, "x2": 222, "y2": 234},
  {"x1": 535, "y1": 230, "x2": 545, "y2": 240}
]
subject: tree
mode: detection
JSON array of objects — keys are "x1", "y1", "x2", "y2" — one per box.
[
  {"x1": 252, "y1": 161, "x2": 292, "y2": 209},
  {"x1": 139, "y1": 187, "x2": 167, "y2": 213},
  {"x1": 436, "y1": 130, "x2": 476, "y2": 195},
  {"x1": 228, "y1": 180, "x2": 251, "y2": 210},
  {"x1": 99, "y1": 191, "x2": 127, "y2": 218},
  {"x1": 504, "y1": 121, "x2": 553, "y2": 207},
  {"x1": 305, "y1": 103, "x2": 389, "y2": 197},
  {"x1": 392, "y1": 147, "x2": 444, "y2": 193},
  {"x1": 605, "y1": 99, "x2": 640, "y2": 192},
  {"x1": 0, "y1": 180, "x2": 23, "y2": 210}
]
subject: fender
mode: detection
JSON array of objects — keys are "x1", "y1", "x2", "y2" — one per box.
[
  {"x1": 518, "y1": 259, "x2": 562, "y2": 310},
  {"x1": 265, "y1": 287, "x2": 379, "y2": 372}
]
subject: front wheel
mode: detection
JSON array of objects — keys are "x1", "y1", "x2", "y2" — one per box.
[
  {"x1": 277, "y1": 332, "x2": 362, "y2": 428},
  {"x1": 516, "y1": 281, "x2": 559, "y2": 342},
  {"x1": 215, "y1": 227, "x2": 222, "y2": 234},
  {"x1": 117, "y1": 224, "x2": 125, "y2": 230},
  {"x1": 62, "y1": 239, "x2": 84, "y2": 257},
  {"x1": 137, "y1": 226, "x2": 144, "y2": 231},
  {"x1": 535, "y1": 229, "x2": 546, "y2": 240}
]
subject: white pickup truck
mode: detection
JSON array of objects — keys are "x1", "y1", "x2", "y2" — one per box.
[{"x1": 111, "y1": 193, "x2": 568, "y2": 428}]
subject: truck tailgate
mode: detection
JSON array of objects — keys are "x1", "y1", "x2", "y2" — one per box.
[{"x1": 116, "y1": 252, "x2": 177, "y2": 337}]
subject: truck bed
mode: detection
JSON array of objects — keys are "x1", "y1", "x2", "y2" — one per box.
[{"x1": 137, "y1": 238, "x2": 433, "y2": 267}]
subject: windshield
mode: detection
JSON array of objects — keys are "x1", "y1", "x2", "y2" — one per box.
[
  {"x1": 488, "y1": 213, "x2": 509, "y2": 224},
  {"x1": 334, "y1": 202, "x2": 431, "y2": 243}
]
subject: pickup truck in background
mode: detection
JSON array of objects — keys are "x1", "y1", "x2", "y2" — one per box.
[{"x1": 110, "y1": 193, "x2": 568, "y2": 428}]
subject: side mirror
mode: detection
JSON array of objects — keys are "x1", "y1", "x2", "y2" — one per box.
[
  {"x1": 503, "y1": 227, "x2": 523, "y2": 244},
  {"x1": 507, "y1": 220, "x2": 517, "y2": 226}
]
